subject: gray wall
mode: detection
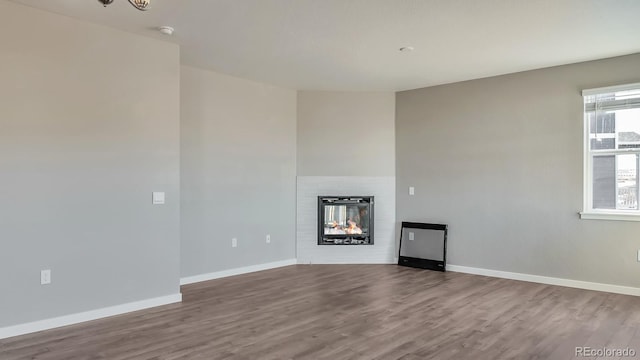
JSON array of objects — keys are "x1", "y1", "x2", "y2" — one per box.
[
  {"x1": 0, "y1": 1, "x2": 181, "y2": 327},
  {"x1": 396, "y1": 53, "x2": 640, "y2": 288},
  {"x1": 297, "y1": 91, "x2": 395, "y2": 176},
  {"x1": 180, "y1": 66, "x2": 297, "y2": 277}
]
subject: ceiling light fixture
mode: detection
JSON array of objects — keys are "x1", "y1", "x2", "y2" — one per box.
[
  {"x1": 158, "y1": 26, "x2": 174, "y2": 36},
  {"x1": 98, "y1": 0, "x2": 150, "y2": 11}
]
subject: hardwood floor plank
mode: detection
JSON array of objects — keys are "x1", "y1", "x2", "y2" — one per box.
[{"x1": 1, "y1": 265, "x2": 640, "y2": 360}]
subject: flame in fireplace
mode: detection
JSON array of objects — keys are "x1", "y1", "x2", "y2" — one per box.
[
  {"x1": 345, "y1": 220, "x2": 363, "y2": 234},
  {"x1": 325, "y1": 219, "x2": 363, "y2": 235}
]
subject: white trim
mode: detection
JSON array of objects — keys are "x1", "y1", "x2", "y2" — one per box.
[
  {"x1": 296, "y1": 258, "x2": 396, "y2": 265},
  {"x1": 590, "y1": 148, "x2": 640, "y2": 155},
  {"x1": 179, "y1": 259, "x2": 297, "y2": 285},
  {"x1": 579, "y1": 211, "x2": 640, "y2": 222},
  {"x1": 446, "y1": 264, "x2": 640, "y2": 296},
  {"x1": 583, "y1": 101, "x2": 590, "y2": 215},
  {"x1": 582, "y1": 82, "x2": 640, "y2": 96},
  {"x1": 0, "y1": 293, "x2": 182, "y2": 340}
]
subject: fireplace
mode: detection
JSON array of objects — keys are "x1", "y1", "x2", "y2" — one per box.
[{"x1": 318, "y1": 196, "x2": 374, "y2": 245}]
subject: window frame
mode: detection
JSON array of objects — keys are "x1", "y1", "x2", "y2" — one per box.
[{"x1": 580, "y1": 82, "x2": 640, "y2": 222}]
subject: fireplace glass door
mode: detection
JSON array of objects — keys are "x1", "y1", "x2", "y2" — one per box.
[{"x1": 318, "y1": 196, "x2": 373, "y2": 245}]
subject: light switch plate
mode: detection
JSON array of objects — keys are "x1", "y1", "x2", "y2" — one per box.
[
  {"x1": 409, "y1": 232, "x2": 415, "y2": 241},
  {"x1": 409, "y1": 187, "x2": 415, "y2": 196},
  {"x1": 41, "y1": 269, "x2": 51, "y2": 285},
  {"x1": 152, "y1": 192, "x2": 165, "y2": 205}
]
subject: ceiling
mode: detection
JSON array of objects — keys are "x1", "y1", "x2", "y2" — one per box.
[{"x1": 9, "y1": 0, "x2": 640, "y2": 91}]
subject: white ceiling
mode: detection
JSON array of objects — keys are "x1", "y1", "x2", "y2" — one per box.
[{"x1": 9, "y1": 0, "x2": 640, "y2": 91}]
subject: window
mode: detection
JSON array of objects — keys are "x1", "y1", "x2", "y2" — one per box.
[{"x1": 581, "y1": 83, "x2": 640, "y2": 221}]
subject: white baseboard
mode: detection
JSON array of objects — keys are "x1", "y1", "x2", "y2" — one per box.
[
  {"x1": 180, "y1": 259, "x2": 297, "y2": 285},
  {"x1": 296, "y1": 259, "x2": 396, "y2": 265},
  {"x1": 0, "y1": 293, "x2": 182, "y2": 340},
  {"x1": 446, "y1": 264, "x2": 640, "y2": 296}
]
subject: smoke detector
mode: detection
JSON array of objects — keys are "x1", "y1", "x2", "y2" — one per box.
[
  {"x1": 158, "y1": 26, "x2": 174, "y2": 36},
  {"x1": 399, "y1": 46, "x2": 415, "y2": 52}
]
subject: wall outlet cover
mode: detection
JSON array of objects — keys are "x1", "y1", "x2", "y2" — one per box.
[{"x1": 152, "y1": 192, "x2": 166, "y2": 205}]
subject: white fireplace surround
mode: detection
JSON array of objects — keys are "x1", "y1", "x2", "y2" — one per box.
[{"x1": 296, "y1": 176, "x2": 396, "y2": 264}]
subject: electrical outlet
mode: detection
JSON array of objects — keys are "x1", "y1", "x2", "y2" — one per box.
[
  {"x1": 266, "y1": 234, "x2": 271, "y2": 244},
  {"x1": 152, "y1": 192, "x2": 165, "y2": 205},
  {"x1": 409, "y1": 186, "x2": 415, "y2": 196},
  {"x1": 409, "y1": 232, "x2": 415, "y2": 241},
  {"x1": 232, "y1": 238, "x2": 238, "y2": 248},
  {"x1": 41, "y1": 269, "x2": 51, "y2": 285}
]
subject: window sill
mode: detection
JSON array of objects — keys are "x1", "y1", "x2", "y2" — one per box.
[{"x1": 579, "y1": 212, "x2": 640, "y2": 222}]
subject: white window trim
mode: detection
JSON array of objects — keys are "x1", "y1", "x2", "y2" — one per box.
[
  {"x1": 579, "y1": 211, "x2": 640, "y2": 222},
  {"x1": 582, "y1": 82, "x2": 640, "y2": 96},
  {"x1": 581, "y1": 82, "x2": 640, "y2": 221}
]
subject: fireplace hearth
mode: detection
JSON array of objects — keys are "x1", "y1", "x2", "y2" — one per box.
[{"x1": 318, "y1": 196, "x2": 374, "y2": 245}]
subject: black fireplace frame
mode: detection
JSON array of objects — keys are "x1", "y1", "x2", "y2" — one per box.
[
  {"x1": 317, "y1": 196, "x2": 374, "y2": 245},
  {"x1": 398, "y1": 222, "x2": 447, "y2": 272}
]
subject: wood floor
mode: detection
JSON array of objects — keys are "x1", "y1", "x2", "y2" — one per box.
[{"x1": 2, "y1": 265, "x2": 640, "y2": 360}]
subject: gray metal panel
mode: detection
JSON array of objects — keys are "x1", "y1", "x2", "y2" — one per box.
[{"x1": 400, "y1": 228, "x2": 445, "y2": 261}]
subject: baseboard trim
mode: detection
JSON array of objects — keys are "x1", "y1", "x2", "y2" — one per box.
[
  {"x1": 296, "y1": 259, "x2": 396, "y2": 265},
  {"x1": 0, "y1": 293, "x2": 182, "y2": 340},
  {"x1": 180, "y1": 259, "x2": 298, "y2": 285},
  {"x1": 446, "y1": 264, "x2": 640, "y2": 296}
]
